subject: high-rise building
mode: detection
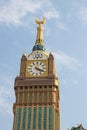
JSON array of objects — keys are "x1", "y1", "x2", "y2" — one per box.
[{"x1": 12, "y1": 18, "x2": 60, "y2": 130}]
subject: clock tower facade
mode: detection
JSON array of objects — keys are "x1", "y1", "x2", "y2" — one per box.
[{"x1": 13, "y1": 18, "x2": 60, "y2": 130}]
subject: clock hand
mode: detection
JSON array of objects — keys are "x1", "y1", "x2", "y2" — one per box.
[{"x1": 35, "y1": 67, "x2": 44, "y2": 72}]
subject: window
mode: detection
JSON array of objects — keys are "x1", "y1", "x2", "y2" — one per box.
[
  {"x1": 28, "y1": 108, "x2": 32, "y2": 129},
  {"x1": 25, "y1": 86, "x2": 28, "y2": 89},
  {"x1": 22, "y1": 108, "x2": 27, "y2": 130},
  {"x1": 33, "y1": 107, "x2": 37, "y2": 129},
  {"x1": 44, "y1": 107, "x2": 47, "y2": 129},
  {"x1": 20, "y1": 86, "x2": 23, "y2": 89},
  {"x1": 16, "y1": 108, "x2": 22, "y2": 130},
  {"x1": 38, "y1": 107, "x2": 42, "y2": 129},
  {"x1": 49, "y1": 107, "x2": 53, "y2": 129}
]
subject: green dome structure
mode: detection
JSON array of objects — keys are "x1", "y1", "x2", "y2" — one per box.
[{"x1": 32, "y1": 44, "x2": 46, "y2": 51}]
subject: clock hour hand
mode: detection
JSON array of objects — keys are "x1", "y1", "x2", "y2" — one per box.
[{"x1": 35, "y1": 67, "x2": 44, "y2": 72}]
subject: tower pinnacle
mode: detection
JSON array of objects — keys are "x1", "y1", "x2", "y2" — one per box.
[
  {"x1": 35, "y1": 17, "x2": 46, "y2": 45},
  {"x1": 32, "y1": 17, "x2": 46, "y2": 51}
]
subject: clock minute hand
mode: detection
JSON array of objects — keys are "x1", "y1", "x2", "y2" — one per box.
[{"x1": 35, "y1": 67, "x2": 44, "y2": 72}]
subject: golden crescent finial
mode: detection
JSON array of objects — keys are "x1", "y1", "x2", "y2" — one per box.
[
  {"x1": 35, "y1": 17, "x2": 46, "y2": 25},
  {"x1": 35, "y1": 17, "x2": 46, "y2": 45}
]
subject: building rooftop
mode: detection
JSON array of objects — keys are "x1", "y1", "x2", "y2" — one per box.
[{"x1": 71, "y1": 124, "x2": 87, "y2": 130}]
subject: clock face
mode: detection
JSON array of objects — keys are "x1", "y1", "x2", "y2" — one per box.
[{"x1": 28, "y1": 61, "x2": 46, "y2": 76}]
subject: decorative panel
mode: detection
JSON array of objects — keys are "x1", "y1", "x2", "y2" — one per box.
[
  {"x1": 39, "y1": 93, "x2": 42, "y2": 103},
  {"x1": 49, "y1": 107, "x2": 53, "y2": 129},
  {"x1": 34, "y1": 93, "x2": 37, "y2": 103},
  {"x1": 19, "y1": 93, "x2": 23, "y2": 103},
  {"x1": 24, "y1": 93, "x2": 28, "y2": 103},
  {"x1": 55, "y1": 110, "x2": 58, "y2": 130},
  {"x1": 22, "y1": 108, "x2": 27, "y2": 130},
  {"x1": 29, "y1": 93, "x2": 32, "y2": 104},
  {"x1": 28, "y1": 108, "x2": 32, "y2": 130},
  {"x1": 33, "y1": 107, "x2": 37, "y2": 129},
  {"x1": 38, "y1": 107, "x2": 42, "y2": 129},
  {"x1": 16, "y1": 108, "x2": 22, "y2": 130},
  {"x1": 44, "y1": 93, "x2": 47, "y2": 103},
  {"x1": 44, "y1": 107, "x2": 47, "y2": 129}
]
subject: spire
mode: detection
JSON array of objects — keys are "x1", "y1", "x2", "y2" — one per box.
[
  {"x1": 35, "y1": 17, "x2": 46, "y2": 45},
  {"x1": 32, "y1": 17, "x2": 46, "y2": 52}
]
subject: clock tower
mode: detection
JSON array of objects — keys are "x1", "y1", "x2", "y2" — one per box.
[{"x1": 13, "y1": 18, "x2": 60, "y2": 130}]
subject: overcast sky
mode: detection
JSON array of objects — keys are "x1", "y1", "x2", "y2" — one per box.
[{"x1": 0, "y1": 0, "x2": 87, "y2": 130}]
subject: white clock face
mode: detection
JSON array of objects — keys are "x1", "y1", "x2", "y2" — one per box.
[{"x1": 28, "y1": 61, "x2": 46, "y2": 76}]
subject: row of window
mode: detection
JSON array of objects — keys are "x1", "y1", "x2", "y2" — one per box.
[
  {"x1": 15, "y1": 107, "x2": 54, "y2": 130},
  {"x1": 15, "y1": 85, "x2": 58, "y2": 90},
  {"x1": 17, "y1": 93, "x2": 53, "y2": 103},
  {"x1": 16, "y1": 103, "x2": 54, "y2": 106}
]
